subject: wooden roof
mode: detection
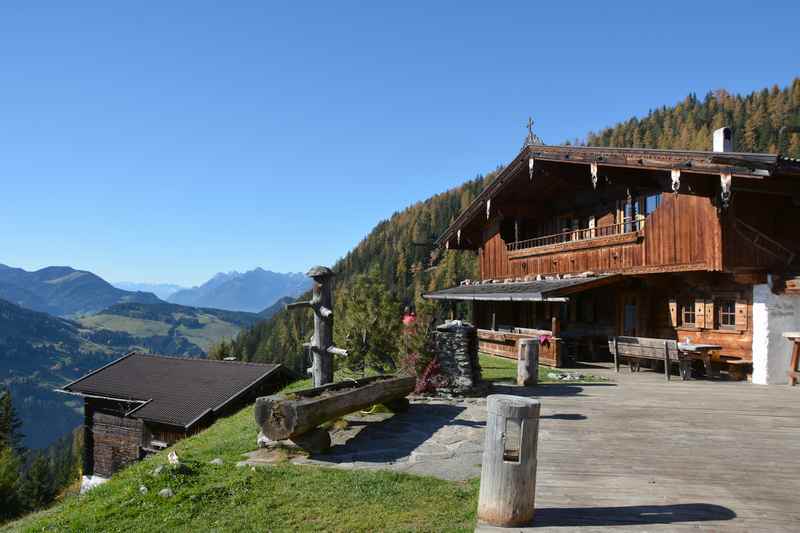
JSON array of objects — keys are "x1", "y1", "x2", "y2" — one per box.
[
  {"x1": 423, "y1": 274, "x2": 621, "y2": 302},
  {"x1": 437, "y1": 144, "x2": 800, "y2": 249},
  {"x1": 62, "y1": 353, "x2": 282, "y2": 428}
]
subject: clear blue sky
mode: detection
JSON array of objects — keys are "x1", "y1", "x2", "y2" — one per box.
[{"x1": 1, "y1": 2, "x2": 797, "y2": 285}]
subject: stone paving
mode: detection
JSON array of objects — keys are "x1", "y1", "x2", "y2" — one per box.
[
  {"x1": 244, "y1": 397, "x2": 489, "y2": 481},
  {"x1": 244, "y1": 363, "x2": 800, "y2": 531}
]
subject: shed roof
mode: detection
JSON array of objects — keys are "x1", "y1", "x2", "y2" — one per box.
[
  {"x1": 61, "y1": 353, "x2": 282, "y2": 428},
  {"x1": 423, "y1": 274, "x2": 620, "y2": 302}
]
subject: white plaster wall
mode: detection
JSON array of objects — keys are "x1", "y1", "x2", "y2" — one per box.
[{"x1": 751, "y1": 282, "x2": 800, "y2": 385}]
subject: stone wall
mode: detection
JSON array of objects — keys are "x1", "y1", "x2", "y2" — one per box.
[
  {"x1": 752, "y1": 281, "x2": 800, "y2": 385},
  {"x1": 432, "y1": 321, "x2": 483, "y2": 394}
]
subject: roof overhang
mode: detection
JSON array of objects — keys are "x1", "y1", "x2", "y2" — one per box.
[
  {"x1": 436, "y1": 144, "x2": 800, "y2": 250},
  {"x1": 423, "y1": 274, "x2": 622, "y2": 302}
]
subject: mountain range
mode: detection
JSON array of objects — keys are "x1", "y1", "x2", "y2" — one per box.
[
  {"x1": 112, "y1": 281, "x2": 186, "y2": 300},
  {"x1": 0, "y1": 264, "x2": 161, "y2": 317},
  {"x1": 168, "y1": 268, "x2": 310, "y2": 312}
]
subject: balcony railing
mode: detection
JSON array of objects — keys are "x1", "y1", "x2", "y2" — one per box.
[{"x1": 507, "y1": 218, "x2": 644, "y2": 252}]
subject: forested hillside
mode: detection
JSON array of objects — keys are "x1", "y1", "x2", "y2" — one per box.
[
  {"x1": 227, "y1": 78, "x2": 800, "y2": 373},
  {"x1": 585, "y1": 78, "x2": 800, "y2": 156}
]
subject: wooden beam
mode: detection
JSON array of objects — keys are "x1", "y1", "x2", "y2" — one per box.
[{"x1": 254, "y1": 375, "x2": 416, "y2": 441}]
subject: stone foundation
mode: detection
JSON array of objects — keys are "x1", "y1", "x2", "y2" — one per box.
[{"x1": 432, "y1": 321, "x2": 486, "y2": 395}]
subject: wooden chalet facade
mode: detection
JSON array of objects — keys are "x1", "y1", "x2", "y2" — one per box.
[
  {"x1": 61, "y1": 353, "x2": 285, "y2": 478},
  {"x1": 425, "y1": 128, "x2": 800, "y2": 383}
]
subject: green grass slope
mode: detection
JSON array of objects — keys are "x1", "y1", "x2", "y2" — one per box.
[
  {"x1": 3, "y1": 355, "x2": 602, "y2": 532},
  {"x1": 3, "y1": 389, "x2": 478, "y2": 533},
  {"x1": 78, "y1": 302, "x2": 260, "y2": 354}
]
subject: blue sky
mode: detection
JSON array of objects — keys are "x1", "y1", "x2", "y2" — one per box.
[{"x1": 1, "y1": 2, "x2": 797, "y2": 286}]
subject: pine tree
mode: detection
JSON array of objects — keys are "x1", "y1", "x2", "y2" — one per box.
[
  {"x1": 0, "y1": 388, "x2": 24, "y2": 455},
  {"x1": 19, "y1": 453, "x2": 55, "y2": 511},
  {"x1": 334, "y1": 269, "x2": 402, "y2": 373},
  {"x1": 0, "y1": 446, "x2": 21, "y2": 519}
]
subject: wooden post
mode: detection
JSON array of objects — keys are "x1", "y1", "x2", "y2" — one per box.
[
  {"x1": 664, "y1": 340, "x2": 670, "y2": 382},
  {"x1": 613, "y1": 337, "x2": 620, "y2": 373},
  {"x1": 477, "y1": 395, "x2": 541, "y2": 527},
  {"x1": 517, "y1": 339, "x2": 538, "y2": 386},
  {"x1": 286, "y1": 266, "x2": 347, "y2": 387},
  {"x1": 551, "y1": 315, "x2": 560, "y2": 366}
]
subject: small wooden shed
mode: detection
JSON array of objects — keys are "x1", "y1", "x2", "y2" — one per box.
[{"x1": 61, "y1": 352, "x2": 285, "y2": 478}]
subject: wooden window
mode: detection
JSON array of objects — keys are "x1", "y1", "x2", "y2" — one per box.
[
  {"x1": 681, "y1": 301, "x2": 695, "y2": 327},
  {"x1": 717, "y1": 299, "x2": 736, "y2": 329},
  {"x1": 645, "y1": 194, "x2": 661, "y2": 215}
]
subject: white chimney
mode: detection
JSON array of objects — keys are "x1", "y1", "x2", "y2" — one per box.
[{"x1": 713, "y1": 127, "x2": 733, "y2": 152}]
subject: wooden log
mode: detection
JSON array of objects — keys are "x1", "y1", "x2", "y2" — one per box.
[
  {"x1": 254, "y1": 375, "x2": 416, "y2": 440},
  {"x1": 517, "y1": 339, "x2": 538, "y2": 386},
  {"x1": 477, "y1": 395, "x2": 541, "y2": 527}
]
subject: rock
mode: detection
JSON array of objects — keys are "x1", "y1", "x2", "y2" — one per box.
[
  {"x1": 547, "y1": 372, "x2": 560, "y2": 379},
  {"x1": 209, "y1": 458, "x2": 224, "y2": 465},
  {"x1": 159, "y1": 488, "x2": 174, "y2": 498},
  {"x1": 79, "y1": 475, "x2": 108, "y2": 494},
  {"x1": 257, "y1": 431, "x2": 273, "y2": 448},
  {"x1": 152, "y1": 465, "x2": 164, "y2": 476},
  {"x1": 139, "y1": 485, "x2": 148, "y2": 495}
]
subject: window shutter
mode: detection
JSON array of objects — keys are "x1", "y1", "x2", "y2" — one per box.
[
  {"x1": 668, "y1": 298, "x2": 677, "y2": 327},
  {"x1": 705, "y1": 299, "x2": 715, "y2": 330},
  {"x1": 735, "y1": 299, "x2": 748, "y2": 331},
  {"x1": 694, "y1": 300, "x2": 706, "y2": 328}
]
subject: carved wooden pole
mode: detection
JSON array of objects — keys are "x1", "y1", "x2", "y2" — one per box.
[
  {"x1": 286, "y1": 266, "x2": 347, "y2": 387},
  {"x1": 477, "y1": 395, "x2": 541, "y2": 527}
]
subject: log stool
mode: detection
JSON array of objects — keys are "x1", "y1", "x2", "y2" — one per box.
[{"x1": 783, "y1": 332, "x2": 800, "y2": 386}]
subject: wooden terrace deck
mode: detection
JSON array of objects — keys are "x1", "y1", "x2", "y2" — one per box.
[{"x1": 482, "y1": 363, "x2": 800, "y2": 531}]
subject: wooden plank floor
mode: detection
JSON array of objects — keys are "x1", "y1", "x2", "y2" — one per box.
[{"x1": 481, "y1": 364, "x2": 800, "y2": 532}]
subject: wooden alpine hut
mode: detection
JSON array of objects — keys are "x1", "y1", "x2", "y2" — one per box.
[{"x1": 424, "y1": 124, "x2": 800, "y2": 383}]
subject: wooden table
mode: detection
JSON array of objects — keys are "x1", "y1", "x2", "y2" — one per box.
[
  {"x1": 783, "y1": 332, "x2": 800, "y2": 386},
  {"x1": 677, "y1": 342, "x2": 722, "y2": 380}
]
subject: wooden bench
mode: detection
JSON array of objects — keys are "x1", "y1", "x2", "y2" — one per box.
[{"x1": 608, "y1": 336, "x2": 689, "y2": 381}]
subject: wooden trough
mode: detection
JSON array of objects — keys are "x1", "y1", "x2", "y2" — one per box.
[{"x1": 254, "y1": 374, "x2": 416, "y2": 449}]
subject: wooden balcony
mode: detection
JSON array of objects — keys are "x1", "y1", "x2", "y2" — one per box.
[{"x1": 507, "y1": 219, "x2": 644, "y2": 259}]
